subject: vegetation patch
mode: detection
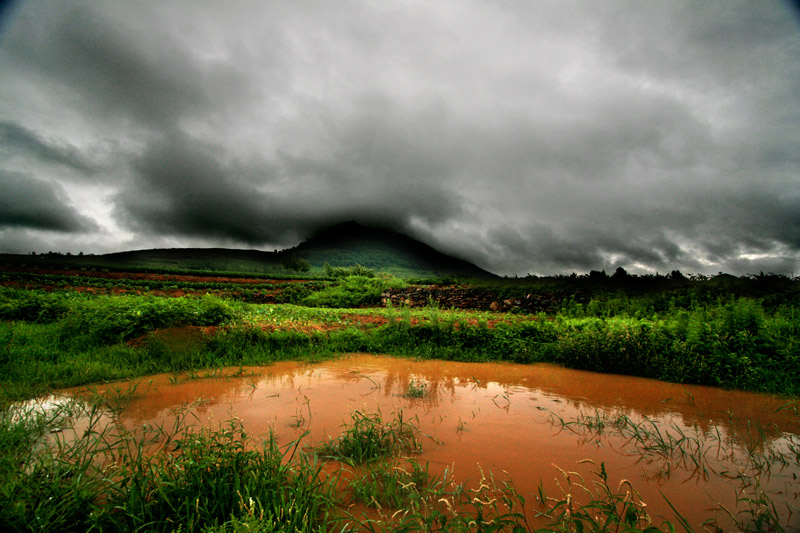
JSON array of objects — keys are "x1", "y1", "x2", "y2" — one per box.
[
  {"x1": 403, "y1": 379, "x2": 428, "y2": 399},
  {"x1": 317, "y1": 410, "x2": 420, "y2": 465},
  {"x1": 0, "y1": 395, "x2": 335, "y2": 532},
  {"x1": 301, "y1": 274, "x2": 406, "y2": 308}
]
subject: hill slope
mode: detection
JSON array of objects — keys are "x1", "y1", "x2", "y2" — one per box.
[
  {"x1": 3, "y1": 222, "x2": 496, "y2": 279},
  {"x1": 286, "y1": 221, "x2": 496, "y2": 278}
]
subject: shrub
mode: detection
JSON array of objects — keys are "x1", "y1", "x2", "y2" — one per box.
[
  {"x1": 301, "y1": 275, "x2": 405, "y2": 308},
  {"x1": 0, "y1": 289, "x2": 70, "y2": 322},
  {"x1": 322, "y1": 263, "x2": 375, "y2": 278},
  {"x1": 281, "y1": 254, "x2": 311, "y2": 273},
  {"x1": 60, "y1": 294, "x2": 236, "y2": 346}
]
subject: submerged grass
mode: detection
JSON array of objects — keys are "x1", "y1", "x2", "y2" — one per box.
[
  {"x1": 347, "y1": 458, "x2": 433, "y2": 511},
  {"x1": 403, "y1": 378, "x2": 428, "y2": 399},
  {"x1": 317, "y1": 409, "x2": 421, "y2": 466},
  {"x1": 343, "y1": 459, "x2": 680, "y2": 532},
  {"x1": 545, "y1": 407, "x2": 800, "y2": 532}
]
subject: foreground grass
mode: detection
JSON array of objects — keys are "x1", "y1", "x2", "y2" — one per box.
[
  {"x1": 1, "y1": 395, "x2": 334, "y2": 532},
  {"x1": 0, "y1": 396, "x2": 698, "y2": 532},
  {"x1": 5, "y1": 394, "x2": 795, "y2": 532}
]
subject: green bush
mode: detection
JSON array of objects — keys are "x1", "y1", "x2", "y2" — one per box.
[
  {"x1": 272, "y1": 283, "x2": 319, "y2": 304},
  {"x1": 301, "y1": 275, "x2": 404, "y2": 308},
  {"x1": 60, "y1": 294, "x2": 236, "y2": 346},
  {"x1": 1, "y1": 284, "x2": 798, "y2": 398},
  {"x1": 322, "y1": 263, "x2": 375, "y2": 278},
  {"x1": 0, "y1": 289, "x2": 71, "y2": 322},
  {"x1": 281, "y1": 254, "x2": 311, "y2": 273}
]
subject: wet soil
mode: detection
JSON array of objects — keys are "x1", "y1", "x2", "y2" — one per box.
[{"x1": 69, "y1": 354, "x2": 800, "y2": 530}]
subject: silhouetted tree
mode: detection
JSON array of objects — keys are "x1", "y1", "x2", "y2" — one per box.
[
  {"x1": 281, "y1": 254, "x2": 310, "y2": 272},
  {"x1": 611, "y1": 267, "x2": 629, "y2": 280},
  {"x1": 588, "y1": 270, "x2": 608, "y2": 281},
  {"x1": 669, "y1": 270, "x2": 686, "y2": 281}
]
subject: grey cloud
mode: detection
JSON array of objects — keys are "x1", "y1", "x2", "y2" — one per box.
[
  {"x1": 486, "y1": 224, "x2": 605, "y2": 274},
  {"x1": 474, "y1": 174, "x2": 800, "y2": 275},
  {"x1": 685, "y1": 186, "x2": 800, "y2": 258},
  {"x1": 0, "y1": 1, "x2": 797, "y2": 275},
  {"x1": 0, "y1": 171, "x2": 96, "y2": 231},
  {"x1": 0, "y1": 121, "x2": 94, "y2": 173},
  {"x1": 119, "y1": 132, "x2": 292, "y2": 244},
  {"x1": 598, "y1": 1, "x2": 798, "y2": 84},
  {"x1": 117, "y1": 127, "x2": 463, "y2": 246},
  {"x1": 34, "y1": 7, "x2": 203, "y2": 128},
  {"x1": 1, "y1": 1, "x2": 256, "y2": 131}
]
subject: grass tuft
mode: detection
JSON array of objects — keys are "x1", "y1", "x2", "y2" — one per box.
[{"x1": 317, "y1": 410, "x2": 421, "y2": 465}]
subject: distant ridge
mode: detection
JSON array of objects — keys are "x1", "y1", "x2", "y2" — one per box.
[
  {"x1": 287, "y1": 221, "x2": 497, "y2": 278},
  {"x1": 3, "y1": 222, "x2": 497, "y2": 278}
]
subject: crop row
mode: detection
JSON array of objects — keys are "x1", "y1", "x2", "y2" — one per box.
[{"x1": 0, "y1": 271, "x2": 326, "y2": 297}]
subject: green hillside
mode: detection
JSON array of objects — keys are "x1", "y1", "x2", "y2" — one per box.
[
  {"x1": 285, "y1": 222, "x2": 496, "y2": 279},
  {"x1": 2, "y1": 222, "x2": 497, "y2": 279}
]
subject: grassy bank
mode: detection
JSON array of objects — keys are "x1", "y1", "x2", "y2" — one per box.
[{"x1": 1, "y1": 286, "x2": 798, "y2": 402}]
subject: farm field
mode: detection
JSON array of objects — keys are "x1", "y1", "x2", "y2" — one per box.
[{"x1": 1, "y1": 266, "x2": 799, "y2": 532}]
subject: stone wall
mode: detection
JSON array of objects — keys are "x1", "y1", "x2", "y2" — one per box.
[{"x1": 381, "y1": 286, "x2": 578, "y2": 313}]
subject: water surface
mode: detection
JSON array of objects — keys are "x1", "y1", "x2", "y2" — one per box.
[{"x1": 74, "y1": 354, "x2": 800, "y2": 529}]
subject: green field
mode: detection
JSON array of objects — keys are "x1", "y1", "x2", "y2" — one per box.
[{"x1": 1, "y1": 268, "x2": 798, "y2": 531}]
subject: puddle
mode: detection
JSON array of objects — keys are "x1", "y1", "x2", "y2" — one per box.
[{"x1": 66, "y1": 354, "x2": 800, "y2": 529}]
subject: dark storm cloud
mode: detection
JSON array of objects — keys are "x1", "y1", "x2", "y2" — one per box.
[
  {"x1": 685, "y1": 186, "x2": 800, "y2": 258},
  {"x1": 0, "y1": 171, "x2": 95, "y2": 231},
  {"x1": 117, "y1": 126, "x2": 463, "y2": 246},
  {"x1": 1, "y1": 4, "x2": 207, "y2": 129},
  {"x1": 0, "y1": 0, "x2": 798, "y2": 275},
  {"x1": 119, "y1": 131, "x2": 301, "y2": 244},
  {"x1": 0, "y1": 121, "x2": 94, "y2": 173}
]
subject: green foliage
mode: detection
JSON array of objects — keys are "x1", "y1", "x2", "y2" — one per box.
[
  {"x1": 317, "y1": 410, "x2": 420, "y2": 465},
  {"x1": 1, "y1": 282, "x2": 798, "y2": 399},
  {"x1": 301, "y1": 275, "x2": 404, "y2": 308},
  {"x1": 2, "y1": 281, "x2": 799, "y2": 530},
  {"x1": 3, "y1": 398, "x2": 703, "y2": 532},
  {"x1": 0, "y1": 398, "x2": 107, "y2": 532},
  {"x1": 109, "y1": 422, "x2": 330, "y2": 532},
  {"x1": 271, "y1": 282, "x2": 322, "y2": 304},
  {"x1": 0, "y1": 288, "x2": 71, "y2": 322},
  {"x1": 60, "y1": 294, "x2": 237, "y2": 345},
  {"x1": 0, "y1": 400, "x2": 334, "y2": 532},
  {"x1": 281, "y1": 254, "x2": 311, "y2": 273},
  {"x1": 322, "y1": 262, "x2": 375, "y2": 278}
]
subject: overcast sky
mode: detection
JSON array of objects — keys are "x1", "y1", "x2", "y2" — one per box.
[{"x1": 0, "y1": 1, "x2": 798, "y2": 276}]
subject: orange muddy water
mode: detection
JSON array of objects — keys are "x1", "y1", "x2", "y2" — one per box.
[{"x1": 70, "y1": 354, "x2": 800, "y2": 530}]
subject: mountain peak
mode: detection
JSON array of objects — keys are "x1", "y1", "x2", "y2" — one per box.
[{"x1": 293, "y1": 222, "x2": 496, "y2": 278}]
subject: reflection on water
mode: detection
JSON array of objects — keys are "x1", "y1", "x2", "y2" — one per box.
[{"x1": 68, "y1": 354, "x2": 800, "y2": 529}]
